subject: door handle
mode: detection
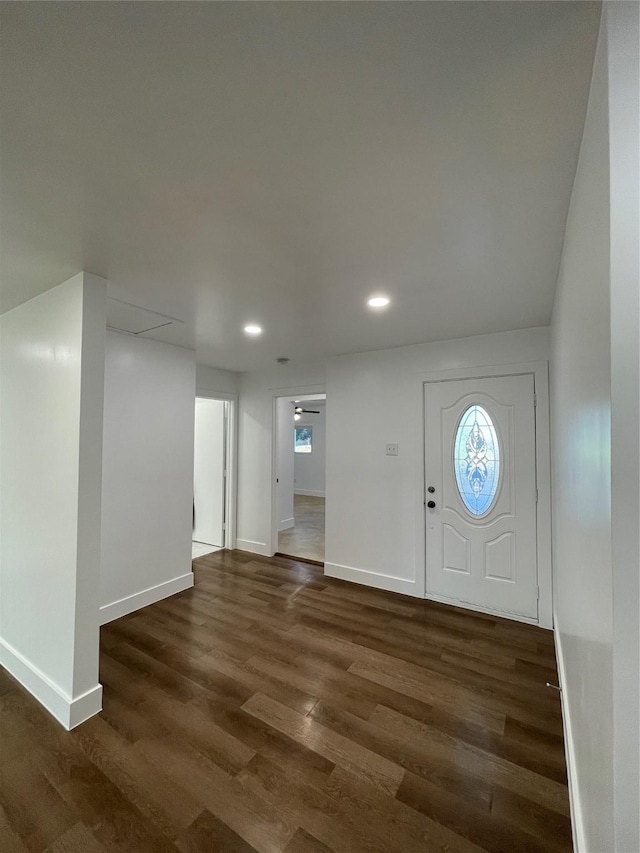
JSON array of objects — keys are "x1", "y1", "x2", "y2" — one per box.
[{"x1": 427, "y1": 500, "x2": 436, "y2": 509}]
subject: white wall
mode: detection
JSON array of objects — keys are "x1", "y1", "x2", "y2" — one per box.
[
  {"x1": 276, "y1": 397, "x2": 295, "y2": 531},
  {"x1": 0, "y1": 272, "x2": 106, "y2": 728},
  {"x1": 100, "y1": 331, "x2": 196, "y2": 623},
  {"x1": 196, "y1": 363, "x2": 239, "y2": 398},
  {"x1": 237, "y1": 362, "x2": 326, "y2": 555},
  {"x1": 325, "y1": 328, "x2": 550, "y2": 602},
  {"x1": 236, "y1": 331, "x2": 549, "y2": 600},
  {"x1": 550, "y1": 15, "x2": 613, "y2": 849},
  {"x1": 607, "y1": 3, "x2": 639, "y2": 848},
  {"x1": 551, "y1": 6, "x2": 639, "y2": 850},
  {"x1": 294, "y1": 406, "x2": 326, "y2": 497}
]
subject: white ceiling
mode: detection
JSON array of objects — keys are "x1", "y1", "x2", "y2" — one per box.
[{"x1": 0, "y1": 2, "x2": 600, "y2": 371}]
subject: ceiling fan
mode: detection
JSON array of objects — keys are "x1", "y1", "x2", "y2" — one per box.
[{"x1": 292, "y1": 403, "x2": 320, "y2": 421}]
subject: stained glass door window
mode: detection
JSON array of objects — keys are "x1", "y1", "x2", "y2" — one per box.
[{"x1": 453, "y1": 404, "x2": 501, "y2": 516}]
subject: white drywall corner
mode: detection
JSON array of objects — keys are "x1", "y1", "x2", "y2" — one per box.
[{"x1": 0, "y1": 272, "x2": 106, "y2": 728}]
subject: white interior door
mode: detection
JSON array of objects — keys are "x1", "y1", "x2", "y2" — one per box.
[
  {"x1": 193, "y1": 398, "x2": 226, "y2": 547},
  {"x1": 424, "y1": 374, "x2": 538, "y2": 620}
]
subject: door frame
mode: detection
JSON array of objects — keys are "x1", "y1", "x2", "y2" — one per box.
[
  {"x1": 194, "y1": 391, "x2": 237, "y2": 551},
  {"x1": 417, "y1": 361, "x2": 552, "y2": 628},
  {"x1": 269, "y1": 383, "x2": 326, "y2": 557}
]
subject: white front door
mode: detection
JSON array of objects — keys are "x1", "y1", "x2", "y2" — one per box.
[{"x1": 424, "y1": 374, "x2": 538, "y2": 620}]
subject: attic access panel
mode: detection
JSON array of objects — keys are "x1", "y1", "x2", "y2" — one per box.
[{"x1": 106, "y1": 297, "x2": 182, "y2": 335}]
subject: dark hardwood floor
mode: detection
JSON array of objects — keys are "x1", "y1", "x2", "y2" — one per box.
[{"x1": 0, "y1": 550, "x2": 571, "y2": 852}]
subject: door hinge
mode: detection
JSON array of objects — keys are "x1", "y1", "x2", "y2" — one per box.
[
  {"x1": 537, "y1": 585, "x2": 540, "y2": 600},
  {"x1": 535, "y1": 488, "x2": 539, "y2": 503},
  {"x1": 223, "y1": 522, "x2": 227, "y2": 530},
  {"x1": 533, "y1": 392, "x2": 537, "y2": 407}
]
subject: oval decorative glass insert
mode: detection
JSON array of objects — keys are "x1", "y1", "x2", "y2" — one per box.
[{"x1": 454, "y1": 404, "x2": 501, "y2": 516}]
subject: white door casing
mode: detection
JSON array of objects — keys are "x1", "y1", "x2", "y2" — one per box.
[
  {"x1": 193, "y1": 397, "x2": 226, "y2": 547},
  {"x1": 424, "y1": 374, "x2": 538, "y2": 620}
]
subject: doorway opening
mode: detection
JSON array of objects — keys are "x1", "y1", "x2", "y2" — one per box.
[
  {"x1": 275, "y1": 394, "x2": 326, "y2": 564},
  {"x1": 192, "y1": 396, "x2": 229, "y2": 559}
]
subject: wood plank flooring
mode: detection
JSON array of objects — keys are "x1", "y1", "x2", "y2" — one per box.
[
  {"x1": 0, "y1": 550, "x2": 571, "y2": 852},
  {"x1": 277, "y1": 495, "x2": 325, "y2": 563}
]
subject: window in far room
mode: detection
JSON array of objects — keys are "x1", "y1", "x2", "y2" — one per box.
[{"x1": 294, "y1": 426, "x2": 312, "y2": 453}]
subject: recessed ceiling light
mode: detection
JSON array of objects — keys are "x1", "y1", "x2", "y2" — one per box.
[
  {"x1": 368, "y1": 296, "x2": 390, "y2": 309},
  {"x1": 244, "y1": 324, "x2": 262, "y2": 335}
]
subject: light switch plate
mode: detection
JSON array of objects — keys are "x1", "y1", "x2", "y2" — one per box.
[{"x1": 385, "y1": 443, "x2": 399, "y2": 456}]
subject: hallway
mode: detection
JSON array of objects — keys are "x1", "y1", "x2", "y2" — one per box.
[{"x1": 278, "y1": 494, "x2": 325, "y2": 563}]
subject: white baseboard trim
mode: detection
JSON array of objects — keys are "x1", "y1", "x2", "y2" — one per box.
[
  {"x1": 554, "y1": 627, "x2": 586, "y2": 853},
  {"x1": 99, "y1": 572, "x2": 194, "y2": 625},
  {"x1": 68, "y1": 684, "x2": 104, "y2": 729},
  {"x1": 235, "y1": 539, "x2": 272, "y2": 557},
  {"x1": 0, "y1": 637, "x2": 102, "y2": 730},
  {"x1": 294, "y1": 489, "x2": 325, "y2": 498},
  {"x1": 278, "y1": 517, "x2": 295, "y2": 531},
  {"x1": 324, "y1": 562, "x2": 417, "y2": 597}
]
